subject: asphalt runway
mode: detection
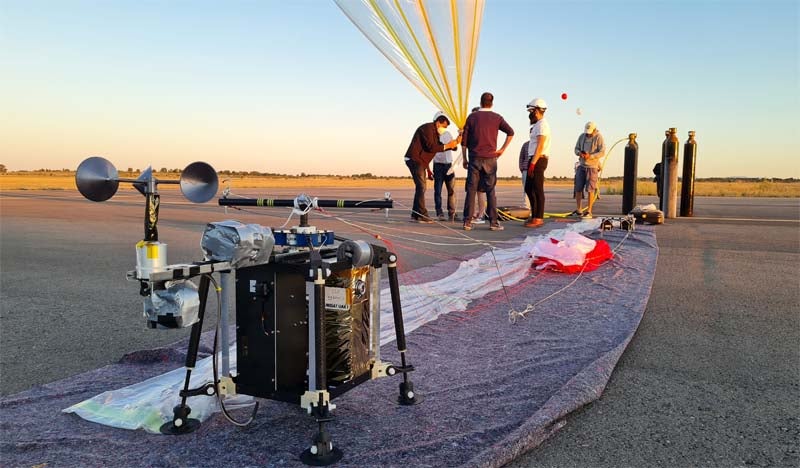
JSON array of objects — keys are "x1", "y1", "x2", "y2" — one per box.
[{"x1": 1, "y1": 186, "x2": 798, "y2": 467}]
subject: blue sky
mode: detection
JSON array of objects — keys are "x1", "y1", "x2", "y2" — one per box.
[{"x1": 1, "y1": 0, "x2": 797, "y2": 178}]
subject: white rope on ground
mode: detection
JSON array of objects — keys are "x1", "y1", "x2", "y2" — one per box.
[
  {"x1": 508, "y1": 266, "x2": 587, "y2": 324},
  {"x1": 307, "y1": 207, "x2": 464, "y2": 314},
  {"x1": 333, "y1": 216, "x2": 521, "y2": 245},
  {"x1": 393, "y1": 199, "x2": 496, "y2": 247},
  {"x1": 318, "y1": 210, "x2": 482, "y2": 319},
  {"x1": 326, "y1": 214, "x2": 487, "y2": 247},
  {"x1": 219, "y1": 191, "x2": 518, "y2": 245},
  {"x1": 363, "y1": 199, "x2": 521, "y2": 320},
  {"x1": 508, "y1": 228, "x2": 633, "y2": 323}
]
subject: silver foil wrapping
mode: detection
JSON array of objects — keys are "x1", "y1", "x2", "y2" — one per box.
[
  {"x1": 201, "y1": 220, "x2": 274, "y2": 268},
  {"x1": 143, "y1": 280, "x2": 200, "y2": 329}
]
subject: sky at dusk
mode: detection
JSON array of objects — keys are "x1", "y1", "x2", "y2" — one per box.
[{"x1": 1, "y1": 0, "x2": 798, "y2": 179}]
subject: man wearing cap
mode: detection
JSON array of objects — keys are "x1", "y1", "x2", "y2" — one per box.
[
  {"x1": 572, "y1": 121, "x2": 606, "y2": 219},
  {"x1": 461, "y1": 92, "x2": 514, "y2": 231},
  {"x1": 404, "y1": 112, "x2": 461, "y2": 223},
  {"x1": 523, "y1": 98, "x2": 550, "y2": 228}
]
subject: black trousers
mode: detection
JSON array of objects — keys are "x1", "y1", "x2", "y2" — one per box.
[
  {"x1": 433, "y1": 162, "x2": 455, "y2": 216},
  {"x1": 524, "y1": 157, "x2": 548, "y2": 219},
  {"x1": 406, "y1": 159, "x2": 430, "y2": 220}
]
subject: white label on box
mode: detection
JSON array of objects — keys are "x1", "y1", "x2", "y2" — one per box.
[
  {"x1": 325, "y1": 287, "x2": 349, "y2": 311},
  {"x1": 249, "y1": 280, "x2": 256, "y2": 293}
]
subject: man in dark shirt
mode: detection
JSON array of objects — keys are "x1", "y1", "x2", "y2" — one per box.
[
  {"x1": 461, "y1": 92, "x2": 514, "y2": 231},
  {"x1": 404, "y1": 112, "x2": 461, "y2": 223}
]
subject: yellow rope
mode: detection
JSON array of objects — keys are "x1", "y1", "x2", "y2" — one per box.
[
  {"x1": 335, "y1": 0, "x2": 485, "y2": 128},
  {"x1": 416, "y1": 1, "x2": 458, "y2": 122},
  {"x1": 464, "y1": 1, "x2": 484, "y2": 124},
  {"x1": 334, "y1": 5, "x2": 433, "y2": 102},
  {"x1": 449, "y1": 0, "x2": 464, "y2": 123},
  {"x1": 368, "y1": 1, "x2": 440, "y2": 101},
  {"x1": 496, "y1": 209, "x2": 527, "y2": 222},
  {"x1": 388, "y1": 0, "x2": 451, "y2": 114},
  {"x1": 545, "y1": 211, "x2": 579, "y2": 218},
  {"x1": 496, "y1": 208, "x2": 577, "y2": 221}
]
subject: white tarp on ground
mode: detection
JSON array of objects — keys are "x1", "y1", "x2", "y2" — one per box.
[{"x1": 64, "y1": 220, "x2": 600, "y2": 433}]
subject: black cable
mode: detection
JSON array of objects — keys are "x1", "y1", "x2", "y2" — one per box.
[{"x1": 205, "y1": 273, "x2": 259, "y2": 427}]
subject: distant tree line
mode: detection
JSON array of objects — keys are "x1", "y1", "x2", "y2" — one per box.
[{"x1": 0, "y1": 166, "x2": 796, "y2": 182}]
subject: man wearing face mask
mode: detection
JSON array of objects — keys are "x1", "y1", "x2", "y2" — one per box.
[
  {"x1": 404, "y1": 111, "x2": 461, "y2": 223},
  {"x1": 523, "y1": 98, "x2": 550, "y2": 228}
]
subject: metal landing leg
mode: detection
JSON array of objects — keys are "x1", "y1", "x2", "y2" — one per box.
[
  {"x1": 160, "y1": 274, "x2": 212, "y2": 434},
  {"x1": 300, "y1": 394, "x2": 343, "y2": 466},
  {"x1": 386, "y1": 254, "x2": 422, "y2": 406},
  {"x1": 300, "y1": 255, "x2": 343, "y2": 465}
]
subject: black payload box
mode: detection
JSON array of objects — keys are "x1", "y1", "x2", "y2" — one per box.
[{"x1": 235, "y1": 261, "x2": 377, "y2": 403}]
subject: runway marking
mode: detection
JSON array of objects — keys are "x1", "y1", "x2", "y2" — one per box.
[{"x1": 672, "y1": 216, "x2": 799, "y2": 223}]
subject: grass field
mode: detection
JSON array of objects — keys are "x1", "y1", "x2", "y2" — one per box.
[
  {"x1": 1, "y1": 172, "x2": 798, "y2": 197},
  {"x1": 600, "y1": 179, "x2": 800, "y2": 197}
]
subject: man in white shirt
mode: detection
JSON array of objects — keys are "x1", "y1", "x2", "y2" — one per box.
[
  {"x1": 524, "y1": 98, "x2": 550, "y2": 228},
  {"x1": 432, "y1": 131, "x2": 457, "y2": 221}
]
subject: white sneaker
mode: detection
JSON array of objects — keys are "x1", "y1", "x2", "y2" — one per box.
[{"x1": 472, "y1": 218, "x2": 486, "y2": 225}]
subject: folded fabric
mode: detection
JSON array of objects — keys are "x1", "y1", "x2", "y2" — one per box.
[{"x1": 532, "y1": 232, "x2": 613, "y2": 273}]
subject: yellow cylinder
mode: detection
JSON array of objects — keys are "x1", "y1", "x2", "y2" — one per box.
[{"x1": 135, "y1": 240, "x2": 167, "y2": 279}]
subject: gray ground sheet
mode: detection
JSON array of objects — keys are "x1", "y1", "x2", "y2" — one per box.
[{"x1": 0, "y1": 227, "x2": 657, "y2": 467}]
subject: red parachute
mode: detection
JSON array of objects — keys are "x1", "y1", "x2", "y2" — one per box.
[{"x1": 530, "y1": 233, "x2": 613, "y2": 274}]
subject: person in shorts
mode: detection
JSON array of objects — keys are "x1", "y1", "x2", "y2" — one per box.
[{"x1": 572, "y1": 121, "x2": 605, "y2": 219}]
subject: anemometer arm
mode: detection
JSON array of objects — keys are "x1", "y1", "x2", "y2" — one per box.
[{"x1": 75, "y1": 157, "x2": 219, "y2": 241}]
